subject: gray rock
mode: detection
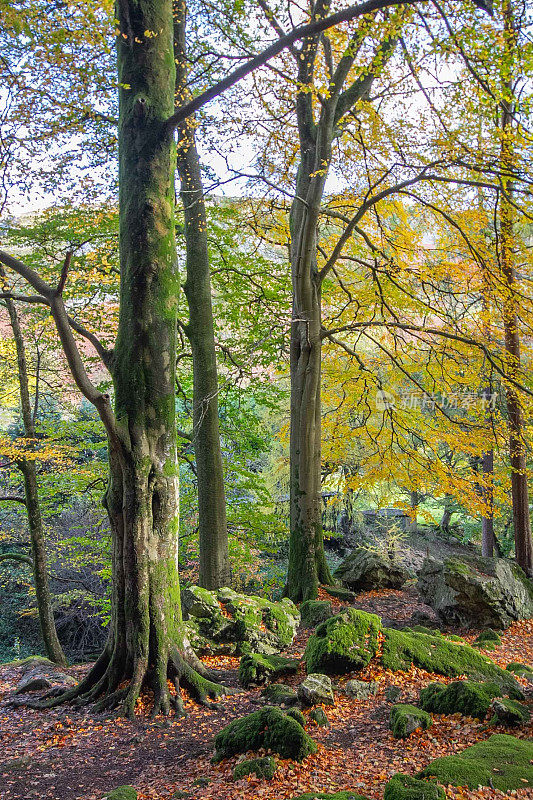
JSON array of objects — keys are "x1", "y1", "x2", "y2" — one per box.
[
  {"x1": 417, "y1": 556, "x2": 533, "y2": 629},
  {"x1": 334, "y1": 547, "x2": 409, "y2": 591},
  {"x1": 14, "y1": 668, "x2": 76, "y2": 695},
  {"x1": 342, "y1": 679, "x2": 378, "y2": 700},
  {"x1": 298, "y1": 673, "x2": 335, "y2": 706}
]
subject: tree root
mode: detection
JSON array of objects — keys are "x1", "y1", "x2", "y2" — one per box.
[{"x1": 10, "y1": 643, "x2": 236, "y2": 719}]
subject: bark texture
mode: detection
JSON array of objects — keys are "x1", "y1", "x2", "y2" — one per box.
[
  {"x1": 175, "y1": 4, "x2": 231, "y2": 590},
  {"x1": 19, "y1": 0, "x2": 227, "y2": 716},
  {"x1": 285, "y1": 6, "x2": 397, "y2": 601}
]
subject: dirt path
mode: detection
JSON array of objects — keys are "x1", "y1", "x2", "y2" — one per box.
[{"x1": 0, "y1": 590, "x2": 532, "y2": 800}]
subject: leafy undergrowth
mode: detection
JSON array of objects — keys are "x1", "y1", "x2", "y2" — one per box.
[{"x1": 0, "y1": 590, "x2": 531, "y2": 800}]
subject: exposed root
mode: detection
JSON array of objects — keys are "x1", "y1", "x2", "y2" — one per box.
[{"x1": 11, "y1": 643, "x2": 234, "y2": 719}]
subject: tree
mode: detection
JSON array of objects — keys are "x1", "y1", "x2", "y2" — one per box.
[
  {"x1": 498, "y1": 0, "x2": 533, "y2": 575},
  {"x1": 0, "y1": 282, "x2": 66, "y2": 665},
  {"x1": 174, "y1": 0, "x2": 231, "y2": 590}
]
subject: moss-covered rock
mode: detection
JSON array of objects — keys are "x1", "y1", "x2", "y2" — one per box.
[
  {"x1": 305, "y1": 609, "x2": 382, "y2": 675},
  {"x1": 233, "y1": 756, "x2": 277, "y2": 780},
  {"x1": 238, "y1": 653, "x2": 299, "y2": 688},
  {"x1": 385, "y1": 686, "x2": 403, "y2": 703},
  {"x1": 390, "y1": 704, "x2": 432, "y2": 739},
  {"x1": 381, "y1": 628, "x2": 522, "y2": 697},
  {"x1": 106, "y1": 787, "x2": 137, "y2": 800},
  {"x1": 309, "y1": 707, "x2": 329, "y2": 727},
  {"x1": 383, "y1": 773, "x2": 445, "y2": 800},
  {"x1": 323, "y1": 586, "x2": 357, "y2": 603},
  {"x1": 286, "y1": 707, "x2": 306, "y2": 728},
  {"x1": 183, "y1": 586, "x2": 300, "y2": 656},
  {"x1": 287, "y1": 706, "x2": 306, "y2": 728},
  {"x1": 417, "y1": 556, "x2": 533, "y2": 629},
  {"x1": 300, "y1": 600, "x2": 334, "y2": 628},
  {"x1": 212, "y1": 707, "x2": 317, "y2": 763},
  {"x1": 419, "y1": 733, "x2": 533, "y2": 791},
  {"x1": 261, "y1": 683, "x2": 298, "y2": 706},
  {"x1": 334, "y1": 547, "x2": 409, "y2": 592},
  {"x1": 298, "y1": 673, "x2": 335, "y2": 706},
  {"x1": 490, "y1": 697, "x2": 531, "y2": 726},
  {"x1": 419, "y1": 680, "x2": 502, "y2": 719},
  {"x1": 474, "y1": 628, "x2": 502, "y2": 645},
  {"x1": 506, "y1": 661, "x2": 533, "y2": 681}
]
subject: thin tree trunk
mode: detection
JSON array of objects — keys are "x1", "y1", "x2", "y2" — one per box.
[
  {"x1": 2, "y1": 286, "x2": 66, "y2": 665},
  {"x1": 174, "y1": 4, "x2": 231, "y2": 590},
  {"x1": 499, "y1": 0, "x2": 533, "y2": 576}
]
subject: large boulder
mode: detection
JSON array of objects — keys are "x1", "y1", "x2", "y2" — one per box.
[
  {"x1": 381, "y1": 628, "x2": 522, "y2": 697},
  {"x1": 418, "y1": 734, "x2": 533, "y2": 791},
  {"x1": 334, "y1": 547, "x2": 409, "y2": 592},
  {"x1": 14, "y1": 666, "x2": 77, "y2": 695},
  {"x1": 417, "y1": 555, "x2": 533, "y2": 629},
  {"x1": 182, "y1": 586, "x2": 300, "y2": 655},
  {"x1": 304, "y1": 609, "x2": 382, "y2": 675},
  {"x1": 419, "y1": 680, "x2": 503, "y2": 719}
]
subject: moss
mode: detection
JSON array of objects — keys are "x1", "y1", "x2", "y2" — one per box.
[
  {"x1": 261, "y1": 683, "x2": 298, "y2": 706},
  {"x1": 419, "y1": 680, "x2": 502, "y2": 719},
  {"x1": 383, "y1": 774, "x2": 445, "y2": 800},
  {"x1": 233, "y1": 756, "x2": 277, "y2": 780},
  {"x1": 506, "y1": 662, "x2": 533, "y2": 680},
  {"x1": 305, "y1": 609, "x2": 382, "y2": 675},
  {"x1": 300, "y1": 600, "x2": 333, "y2": 628},
  {"x1": 381, "y1": 628, "x2": 522, "y2": 697},
  {"x1": 491, "y1": 697, "x2": 531, "y2": 726},
  {"x1": 212, "y1": 707, "x2": 317, "y2": 763},
  {"x1": 475, "y1": 628, "x2": 502, "y2": 644},
  {"x1": 106, "y1": 788, "x2": 137, "y2": 800},
  {"x1": 238, "y1": 653, "x2": 299, "y2": 688},
  {"x1": 419, "y1": 733, "x2": 533, "y2": 791},
  {"x1": 390, "y1": 704, "x2": 432, "y2": 739},
  {"x1": 286, "y1": 707, "x2": 306, "y2": 728},
  {"x1": 323, "y1": 586, "x2": 357, "y2": 602},
  {"x1": 265, "y1": 604, "x2": 297, "y2": 645}
]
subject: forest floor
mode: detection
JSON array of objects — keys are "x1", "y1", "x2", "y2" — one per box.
[{"x1": 0, "y1": 587, "x2": 532, "y2": 800}]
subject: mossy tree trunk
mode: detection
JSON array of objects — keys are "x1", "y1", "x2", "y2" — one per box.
[
  {"x1": 174, "y1": 0, "x2": 231, "y2": 590},
  {"x1": 20, "y1": 0, "x2": 227, "y2": 717},
  {"x1": 2, "y1": 287, "x2": 66, "y2": 666}
]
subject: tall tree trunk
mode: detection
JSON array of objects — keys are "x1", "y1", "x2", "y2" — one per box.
[
  {"x1": 283, "y1": 10, "x2": 398, "y2": 601},
  {"x1": 286, "y1": 117, "x2": 334, "y2": 600},
  {"x1": 499, "y1": 0, "x2": 533, "y2": 576},
  {"x1": 2, "y1": 290, "x2": 66, "y2": 666},
  {"x1": 174, "y1": 3, "x2": 231, "y2": 590},
  {"x1": 29, "y1": 0, "x2": 227, "y2": 717}
]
